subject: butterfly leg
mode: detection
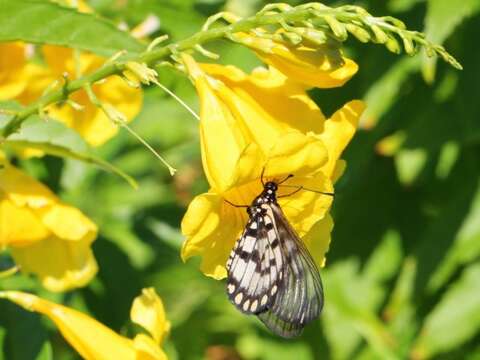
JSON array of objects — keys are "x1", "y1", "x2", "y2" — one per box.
[{"x1": 224, "y1": 198, "x2": 249, "y2": 208}]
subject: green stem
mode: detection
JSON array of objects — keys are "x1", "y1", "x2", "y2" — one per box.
[
  {"x1": 0, "y1": 7, "x2": 315, "y2": 139},
  {"x1": 0, "y1": 3, "x2": 460, "y2": 139}
]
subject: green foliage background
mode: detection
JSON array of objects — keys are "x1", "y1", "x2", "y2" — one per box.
[{"x1": 1, "y1": 0, "x2": 479, "y2": 359}]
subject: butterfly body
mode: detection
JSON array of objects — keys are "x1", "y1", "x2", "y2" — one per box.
[{"x1": 226, "y1": 181, "x2": 324, "y2": 338}]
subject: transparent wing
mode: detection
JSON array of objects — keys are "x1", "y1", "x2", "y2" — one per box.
[
  {"x1": 226, "y1": 216, "x2": 281, "y2": 314},
  {"x1": 257, "y1": 310, "x2": 304, "y2": 338},
  {"x1": 257, "y1": 203, "x2": 324, "y2": 337}
]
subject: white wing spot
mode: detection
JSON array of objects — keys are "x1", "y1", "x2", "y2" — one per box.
[
  {"x1": 227, "y1": 284, "x2": 235, "y2": 294},
  {"x1": 261, "y1": 294, "x2": 268, "y2": 306},
  {"x1": 243, "y1": 299, "x2": 250, "y2": 311},
  {"x1": 235, "y1": 293, "x2": 243, "y2": 305},
  {"x1": 250, "y1": 222, "x2": 257, "y2": 229},
  {"x1": 250, "y1": 300, "x2": 258, "y2": 312},
  {"x1": 271, "y1": 285, "x2": 278, "y2": 295}
]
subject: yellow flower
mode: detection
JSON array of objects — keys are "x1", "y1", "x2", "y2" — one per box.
[
  {"x1": 0, "y1": 287, "x2": 170, "y2": 360},
  {"x1": 0, "y1": 43, "x2": 51, "y2": 103},
  {"x1": 0, "y1": 42, "x2": 29, "y2": 100},
  {"x1": 0, "y1": 156, "x2": 98, "y2": 292},
  {"x1": 180, "y1": 54, "x2": 364, "y2": 279},
  {"x1": 0, "y1": 41, "x2": 142, "y2": 146},
  {"x1": 232, "y1": 32, "x2": 358, "y2": 88},
  {"x1": 41, "y1": 46, "x2": 143, "y2": 146}
]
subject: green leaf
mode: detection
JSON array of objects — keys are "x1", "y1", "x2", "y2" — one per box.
[
  {"x1": 237, "y1": 334, "x2": 314, "y2": 360},
  {"x1": 4, "y1": 140, "x2": 138, "y2": 189},
  {"x1": 364, "y1": 229, "x2": 403, "y2": 283},
  {"x1": 322, "y1": 260, "x2": 398, "y2": 360},
  {"x1": 8, "y1": 116, "x2": 87, "y2": 152},
  {"x1": 381, "y1": 258, "x2": 418, "y2": 358},
  {"x1": 428, "y1": 183, "x2": 480, "y2": 291},
  {"x1": 0, "y1": 301, "x2": 51, "y2": 360},
  {"x1": 0, "y1": 0, "x2": 144, "y2": 56},
  {"x1": 362, "y1": 57, "x2": 419, "y2": 128},
  {"x1": 394, "y1": 148, "x2": 428, "y2": 185},
  {"x1": 125, "y1": 0, "x2": 204, "y2": 40},
  {"x1": 388, "y1": 0, "x2": 423, "y2": 13},
  {"x1": 422, "y1": 0, "x2": 480, "y2": 81},
  {"x1": 412, "y1": 263, "x2": 480, "y2": 359}
]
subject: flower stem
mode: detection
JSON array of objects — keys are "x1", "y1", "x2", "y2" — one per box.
[{"x1": 0, "y1": 3, "x2": 460, "y2": 139}]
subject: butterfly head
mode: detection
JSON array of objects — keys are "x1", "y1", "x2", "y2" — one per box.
[
  {"x1": 260, "y1": 181, "x2": 278, "y2": 202},
  {"x1": 264, "y1": 181, "x2": 278, "y2": 192}
]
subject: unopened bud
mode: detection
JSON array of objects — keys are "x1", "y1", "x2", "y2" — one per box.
[
  {"x1": 281, "y1": 32, "x2": 303, "y2": 45},
  {"x1": 103, "y1": 103, "x2": 127, "y2": 125},
  {"x1": 402, "y1": 36, "x2": 415, "y2": 55},
  {"x1": 370, "y1": 25, "x2": 388, "y2": 44},
  {"x1": 324, "y1": 15, "x2": 347, "y2": 40},
  {"x1": 298, "y1": 28, "x2": 328, "y2": 45},
  {"x1": 345, "y1": 24, "x2": 371, "y2": 43},
  {"x1": 124, "y1": 61, "x2": 158, "y2": 85},
  {"x1": 386, "y1": 36, "x2": 401, "y2": 54}
]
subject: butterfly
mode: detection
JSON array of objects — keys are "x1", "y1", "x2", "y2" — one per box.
[{"x1": 225, "y1": 174, "x2": 331, "y2": 338}]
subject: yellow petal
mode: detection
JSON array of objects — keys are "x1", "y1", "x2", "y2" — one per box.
[
  {"x1": 0, "y1": 163, "x2": 55, "y2": 208},
  {"x1": 0, "y1": 291, "x2": 136, "y2": 360},
  {"x1": 48, "y1": 78, "x2": 142, "y2": 147},
  {"x1": 183, "y1": 54, "x2": 247, "y2": 191},
  {"x1": 278, "y1": 172, "x2": 333, "y2": 237},
  {"x1": 331, "y1": 159, "x2": 347, "y2": 184},
  {"x1": 226, "y1": 131, "x2": 329, "y2": 189},
  {"x1": 234, "y1": 33, "x2": 358, "y2": 88},
  {"x1": 320, "y1": 100, "x2": 365, "y2": 177},
  {"x1": 42, "y1": 46, "x2": 142, "y2": 147},
  {"x1": 36, "y1": 203, "x2": 97, "y2": 242},
  {"x1": 0, "y1": 42, "x2": 28, "y2": 100},
  {"x1": 181, "y1": 192, "x2": 245, "y2": 279},
  {"x1": 130, "y1": 288, "x2": 170, "y2": 344},
  {"x1": 181, "y1": 193, "x2": 222, "y2": 260},
  {"x1": 133, "y1": 334, "x2": 168, "y2": 360},
  {"x1": 301, "y1": 213, "x2": 334, "y2": 267},
  {"x1": 201, "y1": 63, "x2": 327, "y2": 138},
  {"x1": 11, "y1": 235, "x2": 98, "y2": 292},
  {"x1": 0, "y1": 194, "x2": 50, "y2": 246},
  {"x1": 14, "y1": 63, "x2": 55, "y2": 105},
  {"x1": 226, "y1": 142, "x2": 266, "y2": 190},
  {"x1": 266, "y1": 131, "x2": 328, "y2": 179},
  {"x1": 42, "y1": 46, "x2": 100, "y2": 78}
]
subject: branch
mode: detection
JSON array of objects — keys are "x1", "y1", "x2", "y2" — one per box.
[{"x1": 0, "y1": 2, "x2": 461, "y2": 140}]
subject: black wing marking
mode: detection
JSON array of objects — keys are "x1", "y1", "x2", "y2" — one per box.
[
  {"x1": 257, "y1": 203, "x2": 324, "y2": 337},
  {"x1": 226, "y1": 216, "x2": 281, "y2": 314}
]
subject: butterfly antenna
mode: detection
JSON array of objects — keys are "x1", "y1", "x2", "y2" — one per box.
[
  {"x1": 278, "y1": 184, "x2": 334, "y2": 197},
  {"x1": 260, "y1": 167, "x2": 266, "y2": 186},
  {"x1": 278, "y1": 174, "x2": 294, "y2": 185}
]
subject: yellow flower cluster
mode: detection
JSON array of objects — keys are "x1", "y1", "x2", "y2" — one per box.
[
  {"x1": 0, "y1": 154, "x2": 97, "y2": 291},
  {"x1": 0, "y1": 42, "x2": 142, "y2": 146},
  {"x1": 1, "y1": 10, "x2": 366, "y2": 358},
  {"x1": 180, "y1": 38, "x2": 365, "y2": 279}
]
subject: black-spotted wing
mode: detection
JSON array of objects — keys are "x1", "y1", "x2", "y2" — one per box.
[{"x1": 226, "y1": 200, "x2": 324, "y2": 338}]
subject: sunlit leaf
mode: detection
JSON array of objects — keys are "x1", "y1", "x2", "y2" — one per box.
[
  {"x1": 422, "y1": 0, "x2": 480, "y2": 81},
  {"x1": 412, "y1": 263, "x2": 480, "y2": 359},
  {"x1": 0, "y1": 0, "x2": 144, "y2": 56},
  {"x1": 4, "y1": 140, "x2": 138, "y2": 189}
]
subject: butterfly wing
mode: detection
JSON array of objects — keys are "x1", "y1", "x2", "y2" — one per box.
[
  {"x1": 257, "y1": 203, "x2": 324, "y2": 338},
  {"x1": 226, "y1": 215, "x2": 281, "y2": 314}
]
